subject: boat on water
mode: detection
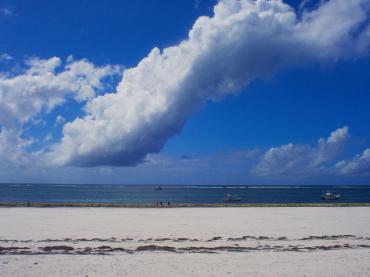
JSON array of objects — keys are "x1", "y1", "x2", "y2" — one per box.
[
  {"x1": 224, "y1": 193, "x2": 242, "y2": 202},
  {"x1": 155, "y1": 186, "x2": 163, "y2": 191},
  {"x1": 321, "y1": 192, "x2": 340, "y2": 200}
]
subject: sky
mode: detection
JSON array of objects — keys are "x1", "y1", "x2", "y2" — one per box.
[{"x1": 0, "y1": 0, "x2": 370, "y2": 185}]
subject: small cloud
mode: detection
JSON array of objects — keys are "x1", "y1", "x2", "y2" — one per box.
[
  {"x1": 299, "y1": 0, "x2": 311, "y2": 11},
  {"x1": 0, "y1": 53, "x2": 13, "y2": 61},
  {"x1": 0, "y1": 7, "x2": 14, "y2": 16},
  {"x1": 298, "y1": 0, "x2": 322, "y2": 13},
  {"x1": 31, "y1": 118, "x2": 47, "y2": 126},
  {"x1": 194, "y1": 0, "x2": 202, "y2": 9},
  {"x1": 44, "y1": 133, "x2": 53, "y2": 142},
  {"x1": 55, "y1": 115, "x2": 66, "y2": 126},
  {"x1": 66, "y1": 55, "x2": 74, "y2": 63}
]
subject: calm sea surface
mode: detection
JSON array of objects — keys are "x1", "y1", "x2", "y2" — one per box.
[{"x1": 1, "y1": 184, "x2": 370, "y2": 204}]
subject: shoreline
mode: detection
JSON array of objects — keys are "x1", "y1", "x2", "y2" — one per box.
[{"x1": 1, "y1": 202, "x2": 370, "y2": 207}]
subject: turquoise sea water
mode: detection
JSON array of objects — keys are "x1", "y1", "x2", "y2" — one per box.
[{"x1": 1, "y1": 184, "x2": 370, "y2": 204}]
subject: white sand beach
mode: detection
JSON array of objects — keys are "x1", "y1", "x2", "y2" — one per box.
[{"x1": 1, "y1": 207, "x2": 370, "y2": 276}]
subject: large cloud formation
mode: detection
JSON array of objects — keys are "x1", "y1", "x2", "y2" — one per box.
[{"x1": 49, "y1": 0, "x2": 370, "y2": 167}]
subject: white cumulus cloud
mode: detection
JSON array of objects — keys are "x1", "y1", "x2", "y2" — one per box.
[
  {"x1": 50, "y1": 0, "x2": 370, "y2": 167},
  {"x1": 0, "y1": 57, "x2": 120, "y2": 128},
  {"x1": 0, "y1": 128, "x2": 32, "y2": 166},
  {"x1": 336, "y1": 148, "x2": 370, "y2": 175},
  {"x1": 253, "y1": 126, "x2": 350, "y2": 176},
  {"x1": 0, "y1": 56, "x2": 121, "y2": 169}
]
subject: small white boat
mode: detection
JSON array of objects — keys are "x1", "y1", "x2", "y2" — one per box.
[
  {"x1": 321, "y1": 192, "x2": 340, "y2": 200},
  {"x1": 224, "y1": 193, "x2": 242, "y2": 202},
  {"x1": 155, "y1": 186, "x2": 163, "y2": 191}
]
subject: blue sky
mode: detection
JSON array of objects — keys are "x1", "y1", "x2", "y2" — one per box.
[{"x1": 0, "y1": 0, "x2": 370, "y2": 184}]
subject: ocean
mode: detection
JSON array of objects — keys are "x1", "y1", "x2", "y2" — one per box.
[{"x1": 1, "y1": 184, "x2": 370, "y2": 204}]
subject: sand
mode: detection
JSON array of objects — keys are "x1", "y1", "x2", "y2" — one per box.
[{"x1": 1, "y1": 207, "x2": 370, "y2": 276}]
